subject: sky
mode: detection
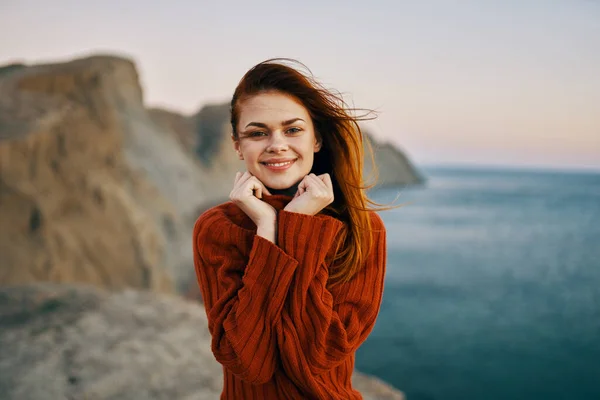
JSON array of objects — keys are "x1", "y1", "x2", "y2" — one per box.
[{"x1": 1, "y1": 0, "x2": 599, "y2": 171}]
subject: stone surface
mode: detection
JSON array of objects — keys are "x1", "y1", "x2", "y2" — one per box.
[
  {"x1": 0, "y1": 55, "x2": 175, "y2": 293},
  {"x1": 363, "y1": 131, "x2": 424, "y2": 188},
  {"x1": 0, "y1": 283, "x2": 404, "y2": 400}
]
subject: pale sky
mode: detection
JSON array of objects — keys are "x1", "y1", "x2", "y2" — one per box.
[{"x1": 1, "y1": 0, "x2": 599, "y2": 171}]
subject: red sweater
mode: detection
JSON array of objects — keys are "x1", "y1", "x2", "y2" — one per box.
[{"x1": 192, "y1": 194, "x2": 387, "y2": 399}]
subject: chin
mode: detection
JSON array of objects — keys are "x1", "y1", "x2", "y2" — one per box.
[
  {"x1": 262, "y1": 176, "x2": 299, "y2": 190},
  {"x1": 264, "y1": 181, "x2": 293, "y2": 190}
]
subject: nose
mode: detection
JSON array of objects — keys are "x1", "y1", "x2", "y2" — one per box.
[{"x1": 266, "y1": 132, "x2": 289, "y2": 153}]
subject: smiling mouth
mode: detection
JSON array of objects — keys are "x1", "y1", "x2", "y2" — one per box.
[
  {"x1": 261, "y1": 159, "x2": 297, "y2": 171},
  {"x1": 261, "y1": 160, "x2": 295, "y2": 167}
]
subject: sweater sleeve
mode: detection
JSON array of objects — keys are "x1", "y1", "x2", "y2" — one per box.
[
  {"x1": 275, "y1": 210, "x2": 387, "y2": 385},
  {"x1": 192, "y1": 208, "x2": 299, "y2": 384}
]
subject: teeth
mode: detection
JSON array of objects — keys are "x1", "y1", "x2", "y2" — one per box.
[{"x1": 265, "y1": 161, "x2": 293, "y2": 167}]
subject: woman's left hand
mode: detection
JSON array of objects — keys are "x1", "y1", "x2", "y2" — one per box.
[{"x1": 284, "y1": 173, "x2": 334, "y2": 216}]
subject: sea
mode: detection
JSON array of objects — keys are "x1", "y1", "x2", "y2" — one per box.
[{"x1": 355, "y1": 166, "x2": 600, "y2": 400}]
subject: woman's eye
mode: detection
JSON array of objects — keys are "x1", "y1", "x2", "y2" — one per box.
[
  {"x1": 248, "y1": 131, "x2": 266, "y2": 137},
  {"x1": 287, "y1": 127, "x2": 302, "y2": 134}
]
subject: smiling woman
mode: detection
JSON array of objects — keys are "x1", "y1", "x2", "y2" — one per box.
[{"x1": 192, "y1": 58, "x2": 397, "y2": 399}]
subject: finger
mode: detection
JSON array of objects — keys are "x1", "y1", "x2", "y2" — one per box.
[
  {"x1": 318, "y1": 173, "x2": 333, "y2": 190},
  {"x1": 306, "y1": 174, "x2": 332, "y2": 200},
  {"x1": 306, "y1": 174, "x2": 327, "y2": 192},
  {"x1": 253, "y1": 183, "x2": 263, "y2": 199},
  {"x1": 231, "y1": 171, "x2": 246, "y2": 198},
  {"x1": 310, "y1": 173, "x2": 327, "y2": 187},
  {"x1": 317, "y1": 173, "x2": 331, "y2": 183},
  {"x1": 239, "y1": 177, "x2": 259, "y2": 198},
  {"x1": 232, "y1": 171, "x2": 253, "y2": 197},
  {"x1": 250, "y1": 176, "x2": 271, "y2": 196},
  {"x1": 237, "y1": 171, "x2": 253, "y2": 187},
  {"x1": 319, "y1": 173, "x2": 334, "y2": 202},
  {"x1": 247, "y1": 177, "x2": 271, "y2": 198},
  {"x1": 295, "y1": 180, "x2": 306, "y2": 197},
  {"x1": 297, "y1": 175, "x2": 309, "y2": 194}
]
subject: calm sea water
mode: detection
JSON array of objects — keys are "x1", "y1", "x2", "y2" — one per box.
[{"x1": 355, "y1": 166, "x2": 600, "y2": 400}]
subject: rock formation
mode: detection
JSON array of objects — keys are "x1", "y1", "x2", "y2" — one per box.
[
  {"x1": 0, "y1": 56, "x2": 175, "y2": 293},
  {"x1": 0, "y1": 282, "x2": 405, "y2": 400},
  {"x1": 363, "y1": 132, "x2": 424, "y2": 187},
  {"x1": 0, "y1": 55, "x2": 243, "y2": 293}
]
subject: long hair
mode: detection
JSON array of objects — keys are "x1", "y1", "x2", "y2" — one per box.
[{"x1": 230, "y1": 58, "x2": 397, "y2": 287}]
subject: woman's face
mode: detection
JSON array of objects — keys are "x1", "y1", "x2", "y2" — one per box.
[{"x1": 234, "y1": 91, "x2": 321, "y2": 190}]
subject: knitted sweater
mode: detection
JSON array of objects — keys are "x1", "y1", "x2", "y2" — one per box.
[{"x1": 192, "y1": 194, "x2": 387, "y2": 399}]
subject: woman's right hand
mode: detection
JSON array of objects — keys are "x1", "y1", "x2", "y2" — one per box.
[{"x1": 229, "y1": 171, "x2": 276, "y2": 228}]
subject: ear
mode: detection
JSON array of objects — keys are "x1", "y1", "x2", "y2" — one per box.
[
  {"x1": 232, "y1": 137, "x2": 244, "y2": 160},
  {"x1": 314, "y1": 133, "x2": 322, "y2": 153}
]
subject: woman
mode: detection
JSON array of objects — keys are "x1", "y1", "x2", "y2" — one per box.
[{"x1": 192, "y1": 58, "x2": 389, "y2": 399}]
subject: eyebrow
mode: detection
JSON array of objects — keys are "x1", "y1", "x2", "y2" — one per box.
[{"x1": 244, "y1": 118, "x2": 305, "y2": 129}]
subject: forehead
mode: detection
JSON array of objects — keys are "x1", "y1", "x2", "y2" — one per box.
[{"x1": 238, "y1": 92, "x2": 310, "y2": 125}]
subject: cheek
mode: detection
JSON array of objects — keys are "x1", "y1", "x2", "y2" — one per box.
[
  {"x1": 294, "y1": 137, "x2": 317, "y2": 153},
  {"x1": 239, "y1": 143, "x2": 260, "y2": 159}
]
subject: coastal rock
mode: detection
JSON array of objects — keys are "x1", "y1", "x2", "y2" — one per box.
[
  {"x1": 363, "y1": 131, "x2": 424, "y2": 187},
  {"x1": 0, "y1": 55, "x2": 175, "y2": 293},
  {"x1": 0, "y1": 283, "x2": 404, "y2": 400},
  {"x1": 0, "y1": 55, "x2": 238, "y2": 293}
]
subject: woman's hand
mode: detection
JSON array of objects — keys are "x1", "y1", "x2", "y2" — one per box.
[
  {"x1": 284, "y1": 173, "x2": 334, "y2": 216},
  {"x1": 230, "y1": 172, "x2": 276, "y2": 239}
]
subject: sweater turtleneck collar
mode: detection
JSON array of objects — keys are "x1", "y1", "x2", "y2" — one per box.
[
  {"x1": 260, "y1": 182, "x2": 299, "y2": 210},
  {"x1": 265, "y1": 181, "x2": 300, "y2": 197}
]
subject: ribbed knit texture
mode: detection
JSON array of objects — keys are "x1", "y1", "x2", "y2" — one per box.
[{"x1": 192, "y1": 194, "x2": 387, "y2": 399}]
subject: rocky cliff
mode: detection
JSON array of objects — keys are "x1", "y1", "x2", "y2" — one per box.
[
  {"x1": 0, "y1": 55, "x2": 244, "y2": 294},
  {"x1": 0, "y1": 56, "x2": 175, "y2": 293},
  {"x1": 363, "y1": 131, "x2": 424, "y2": 188}
]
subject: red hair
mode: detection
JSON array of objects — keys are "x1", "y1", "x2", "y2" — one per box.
[{"x1": 230, "y1": 58, "x2": 395, "y2": 286}]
